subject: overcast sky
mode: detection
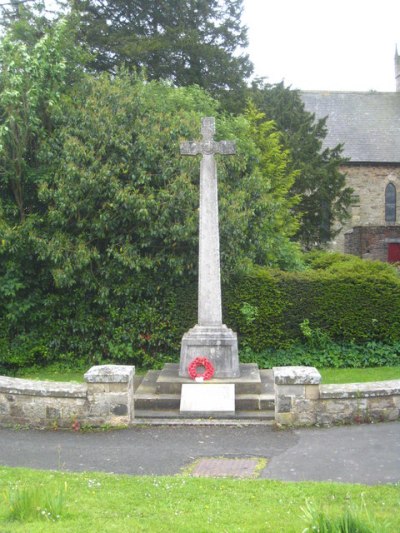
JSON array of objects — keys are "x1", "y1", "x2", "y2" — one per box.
[{"x1": 242, "y1": 0, "x2": 400, "y2": 92}]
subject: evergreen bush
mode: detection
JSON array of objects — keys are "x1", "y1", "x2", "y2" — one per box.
[{"x1": 224, "y1": 262, "x2": 400, "y2": 351}]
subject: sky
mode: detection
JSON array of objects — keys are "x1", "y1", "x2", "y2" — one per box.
[{"x1": 242, "y1": 0, "x2": 400, "y2": 92}]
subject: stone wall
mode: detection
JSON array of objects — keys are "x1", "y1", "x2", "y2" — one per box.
[
  {"x1": 0, "y1": 365, "x2": 134, "y2": 429},
  {"x1": 1, "y1": 363, "x2": 399, "y2": 428},
  {"x1": 344, "y1": 225, "x2": 400, "y2": 261},
  {"x1": 330, "y1": 163, "x2": 400, "y2": 254},
  {"x1": 274, "y1": 366, "x2": 400, "y2": 427}
]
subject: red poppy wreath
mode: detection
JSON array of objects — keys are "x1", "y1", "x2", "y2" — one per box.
[{"x1": 188, "y1": 357, "x2": 215, "y2": 381}]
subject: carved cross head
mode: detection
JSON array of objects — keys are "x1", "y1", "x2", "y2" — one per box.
[{"x1": 180, "y1": 117, "x2": 236, "y2": 157}]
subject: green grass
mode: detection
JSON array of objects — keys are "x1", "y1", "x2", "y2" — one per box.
[
  {"x1": 3, "y1": 482, "x2": 66, "y2": 522},
  {"x1": 14, "y1": 363, "x2": 148, "y2": 382},
  {"x1": 15, "y1": 364, "x2": 85, "y2": 382},
  {"x1": 0, "y1": 467, "x2": 399, "y2": 532},
  {"x1": 301, "y1": 499, "x2": 392, "y2": 533},
  {"x1": 12, "y1": 364, "x2": 400, "y2": 386},
  {"x1": 320, "y1": 366, "x2": 400, "y2": 384}
]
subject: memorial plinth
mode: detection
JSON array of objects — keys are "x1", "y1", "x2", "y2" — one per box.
[
  {"x1": 179, "y1": 117, "x2": 240, "y2": 378},
  {"x1": 180, "y1": 325, "x2": 239, "y2": 378}
]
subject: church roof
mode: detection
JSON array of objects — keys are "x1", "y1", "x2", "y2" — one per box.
[{"x1": 300, "y1": 91, "x2": 400, "y2": 163}]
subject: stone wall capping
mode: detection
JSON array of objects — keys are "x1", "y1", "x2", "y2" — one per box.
[
  {"x1": 320, "y1": 380, "x2": 400, "y2": 399},
  {"x1": 0, "y1": 376, "x2": 87, "y2": 398},
  {"x1": 273, "y1": 366, "x2": 322, "y2": 385},
  {"x1": 84, "y1": 364, "x2": 135, "y2": 383}
]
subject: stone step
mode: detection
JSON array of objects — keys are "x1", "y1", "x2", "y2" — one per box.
[
  {"x1": 132, "y1": 417, "x2": 275, "y2": 426},
  {"x1": 134, "y1": 409, "x2": 275, "y2": 421},
  {"x1": 156, "y1": 363, "x2": 264, "y2": 395},
  {"x1": 134, "y1": 393, "x2": 275, "y2": 411},
  {"x1": 135, "y1": 394, "x2": 181, "y2": 410},
  {"x1": 134, "y1": 366, "x2": 275, "y2": 422},
  {"x1": 135, "y1": 368, "x2": 275, "y2": 395},
  {"x1": 235, "y1": 394, "x2": 275, "y2": 411}
]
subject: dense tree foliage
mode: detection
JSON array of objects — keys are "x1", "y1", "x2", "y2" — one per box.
[
  {"x1": 0, "y1": 20, "x2": 302, "y2": 370},
  {"x1": 71, "y1": 0, "x2": 253, "y2": 102},
  {"x1": 249, "y1": 81, "x2": 353, "y2": 247},
  {"x1": 38, "y1": 76, "x2": 301, "y2": 288},
  {"x1": 0, "y1": 7, "x2": 355, "y2": 371},
  {"x1": 0, "y1": 0, "x2": 61, "y2": 43}
]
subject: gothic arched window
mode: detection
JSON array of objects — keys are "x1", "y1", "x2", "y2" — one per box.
[{"x1": 385, "y1": 183, "x2": 396, "y2": 223}]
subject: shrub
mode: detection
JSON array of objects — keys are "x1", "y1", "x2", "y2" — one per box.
[
  {"x1": 224, "y1": 264, "x2": 400, "y2": 350},
  {"x1": 239, "y1": 341, "x2": 400, "y2": 370}
]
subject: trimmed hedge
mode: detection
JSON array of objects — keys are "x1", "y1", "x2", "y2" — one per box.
[
  {"x1": 239, "y1": 341, "x2": 400, "y2": 369},
  {"x1": 3, "y1": 261, "x2": 400, "y2": 372},
  {"x1": 224, "y1": 266, "x2": 400, "y2": 350}
]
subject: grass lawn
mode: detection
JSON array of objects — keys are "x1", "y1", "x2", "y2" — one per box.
[
  {"x1": 15, "y1": 365, "x2": 86, "y2": 382},
  {"x1": 14, "y1": 364, "x2": 400, "y2": 385},
  {"x1": 0, "y1": 466, "x2": 399, "y2": 532},
  {"x1": 320, "y1": 366, "x2": 400, "y2": 384}
]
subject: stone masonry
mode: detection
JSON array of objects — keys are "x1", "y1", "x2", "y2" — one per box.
[
  {"x1": 1, "y1": 365, "x2": 400, "y2": 428},
  {"x1": 274, "y1": 366, "x2": 400, "y2": 427},
  {"x1": 330, "y1": 164, "x2": 400, "y2": 257},
  {"x1": 0, "y1": 365, "x2": 134, "y2": 429},
  {"x1": 344, "y1": 225, "x2": 400, "y2": 261}
]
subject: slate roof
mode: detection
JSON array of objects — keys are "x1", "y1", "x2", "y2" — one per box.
[{"x1": 300, "y1": 91, "x2": 400, "y2": 163}]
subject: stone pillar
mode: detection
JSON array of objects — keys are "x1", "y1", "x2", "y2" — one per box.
[
  {"x1": 179, "y1": 117, "x2": 239, "y2": 378},
  {"x1": 274, "y1": 366, "x2": 321, "y2": 426},
  {"x1": 84, "y1": 365, "x2": 135, "y2": 425},
  {"x1": 198, "y1": 152, "x2": 222, "y2": 326}
]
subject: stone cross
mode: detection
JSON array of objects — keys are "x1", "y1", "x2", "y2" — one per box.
[
  {"x1": 179, "y1": 117, "x2": 240, "y2": 378},
  {"x1": 180, "y1": 117, "x2": 235, "y2": 326}
]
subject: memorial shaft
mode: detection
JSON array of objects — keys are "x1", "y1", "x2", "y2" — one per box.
[
  {"x1": 179, "y1": 117, "x2": 240, "y2": 378},
  {"x1": 199, "y1": 153, "x2": 221, "y2": 325}
]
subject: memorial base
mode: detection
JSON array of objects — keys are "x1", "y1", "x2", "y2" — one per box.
[{"x1": 179, "y1": 324, "x2": 240, "y2": 378}]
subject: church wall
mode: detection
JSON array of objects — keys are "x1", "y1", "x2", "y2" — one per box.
[
  {"x1": 329, "y1": 163, "x2": 400, "y2": 260},
  {"x1": 344, "y1": 226, "x2": 400, "y2": 261}
]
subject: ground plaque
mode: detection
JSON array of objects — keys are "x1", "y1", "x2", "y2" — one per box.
[{"x1": 179, "y1": 117, "x2": 240, "y2": 378}]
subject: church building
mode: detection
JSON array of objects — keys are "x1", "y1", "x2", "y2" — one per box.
[{"x1": 301, "y1": 50, "x2": 400, "y2": 262}]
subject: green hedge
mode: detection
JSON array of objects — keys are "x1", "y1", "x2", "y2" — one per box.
[
  {"x1": 224, "y1": 266, "x2": 400, "y2": 350},
  {"x1": 3, "y1": 260, "x2": 400, "y2": 372},
  {"x1": 239, "y1": 341, "x2": 400, "y2": 369}
]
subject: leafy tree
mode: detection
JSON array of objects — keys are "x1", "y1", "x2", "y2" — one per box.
[
  {"x1": 241, "y1": 102, "x2": 302, "y2": 269},
  {"x1": 249, "y1": 81, "x2": 353, "y2": 247},
  {"x1": 0, "y1": 10, "x2": 302, "y2": 368},
  {"x1": 0, "y1": 19, "x2": 86, "y2": 370},
  {"x1": 38, "y1": 75, "x2": 301, "y2": 293},
  {"x1": 0, "y1": 0, "x2": 54, "y2": 43},
  {"x1": 0, "y1": 18, "x2": 73, "y2": 222},
  {"x1": 70, "y1": 0, "x2": 253, "y2": 102},
  {"x1": 0, "y1": 68, "x2": 302, "y2": 368}
]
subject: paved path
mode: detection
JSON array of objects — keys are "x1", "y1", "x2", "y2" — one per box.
[{"x1": 1, "y1": 422, "x2": 399, "y2": 485}]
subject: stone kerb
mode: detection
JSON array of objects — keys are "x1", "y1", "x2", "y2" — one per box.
[
  {"x1": 84, "y1": 365, "x2": 135, "y2": 426},
  {"x1": 274, "y1": 366, "x2": 322, "y2": 426}
]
